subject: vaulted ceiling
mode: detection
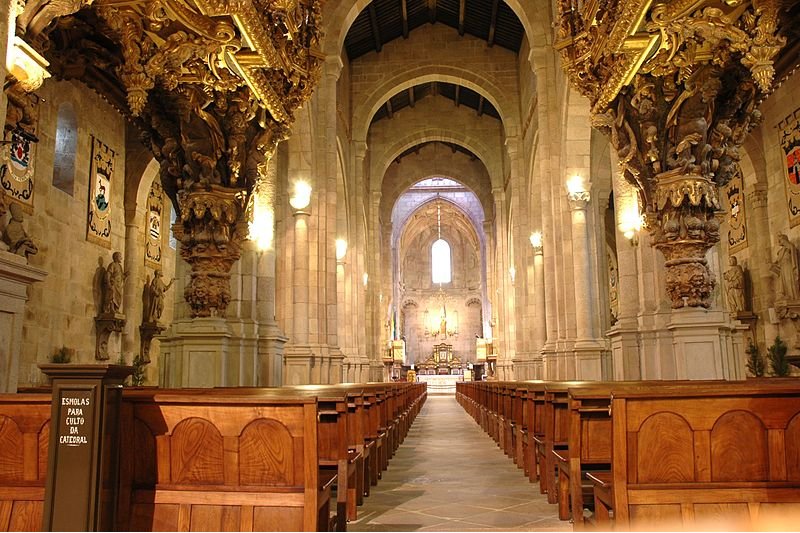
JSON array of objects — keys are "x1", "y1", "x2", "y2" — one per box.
[
  {"x1": 372, "y1": 82, "x2": 501, "y2": 124},
  {"x1": 344, "y1": 0, "x2": 525, "y2": 61},
  {"x1": 393, "y1": 141, "x2": 478, "y2": 165}
]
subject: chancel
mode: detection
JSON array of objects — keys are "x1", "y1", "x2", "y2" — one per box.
[{"x1": 0, "y1": 0, "x2": 800, "y2": 531}]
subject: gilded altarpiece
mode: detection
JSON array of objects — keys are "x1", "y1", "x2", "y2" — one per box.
[
  {"x1": 86, "y1": 136, "x2": 115, "y2": 247},
  {"x1": 724, "y1": 173, "x2": 748, "y2": 253},
  {"x1": 781, "y1": 108, "x2": 800, "y2": 227},
  {"x1": 144, "y1": 180, "x2": 164, "y2": 268}
]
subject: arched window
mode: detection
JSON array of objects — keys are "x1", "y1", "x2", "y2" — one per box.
[
  {"x1": 52, "y1": 102, "x2": 77, "y2": 195},
  {"x1": 431, "y1": 239, "x2": 451, "y2": 284}
]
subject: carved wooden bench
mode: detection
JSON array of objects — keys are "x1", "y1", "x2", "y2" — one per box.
[
  {"x1": 0, "y1": 393, "x2": 50, "y2": 531},
  {"x1": 116, "y1": 390, "x2": 335, "y2": 532},
  {"x1": 606, "y1": 381, "x2": 800, "y2": 530}
]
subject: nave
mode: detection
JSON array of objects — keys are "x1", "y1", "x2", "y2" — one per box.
[{"x1": 350, "y1": 395, "x2": 567, "y2": 532}]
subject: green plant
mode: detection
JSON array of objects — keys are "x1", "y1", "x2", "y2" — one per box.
[
  {"x1": 745, "y1": 340, "x2": 765, "y2": 377},
  {"x1": 767, "y1": 336, "x2": 791, "y2": 377},
  {"x1": 131, "y1": 355, "x2": 147, "y2": 386},
  {"x1": 51, "y1": 346, "x2": 72, "y2": 364}
]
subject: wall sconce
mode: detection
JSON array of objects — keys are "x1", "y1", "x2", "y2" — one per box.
[
  {"x1": 619, "y1": 198, "x2": 644, "y2": 246},
  {"x1": 335, "y1": 238, "x2": 347, "y2": 262},
  {"x1": 6, "y1": 36, "x2": 50, "y2": 92},
  {"x1": 529, "y1": 231, "x2": 543, "y2": 253},
  {"x1": 566, "y1": 174, "x2": 590, "y2": 203},
  {"x1": 289, "y1": 180, "x2": 312, "y2": 210},
  {"x1": 509, "y1": 266, "x2": 516, "y2": 285},
  {"x1": 248, "y1": 184, "x2": 274, "y2": 251},
  {"x1": 363, "y1": 272, "x2": 369, "y2": 287}
]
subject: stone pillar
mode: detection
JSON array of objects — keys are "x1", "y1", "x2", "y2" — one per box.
[
  {"x1": 121, "y1": 221, "x2": 141, "y2": 363},
  {"x1": 532, "y1": 238, "x2": 546, "y2": 378},
  {"x1": 256, "y1": 246, "x2": 286, "y2": 386},
  {"x1": 351, "y1": 141, "x2": 370, "y2": 381},
  {"x1": 284, "y1": 209, "x2": 314, "y2": 384},
  {"x1": 0, "y1": 252, "x2": 46, "y2": 392},
  {"x1": 567, "y1": 188, "x2": 604, "y2": 379}
]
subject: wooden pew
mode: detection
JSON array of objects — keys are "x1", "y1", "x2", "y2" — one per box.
[
  {"x1": 563, "y1": 380, "x2": 725, "y2": 527},
  {"x1": 606, "y1": 381, "x2": 800, "y2": 530},
  {"x1": 116, "y1": 390, "x2": 335, "y2": 532},
  {"x1": 0, "y1": 393, "x2": 50, "y2": 531}
]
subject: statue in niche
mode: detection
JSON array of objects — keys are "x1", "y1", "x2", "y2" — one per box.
[
  {"x1": 771, "y1": 233, "x2": 800, "y2": 302},
  {"x1": 103, "y1": 251, "x2": 126, "y2": 314},
  {"x1": 2, "y1": 202, "x2": 38, "y2": 259},
  {"x1": 724, "y1": 256, "x2": 746, "y2": 314},
  {"x1": 143, "y1": 269, "x2": 175, "y2": 323}
]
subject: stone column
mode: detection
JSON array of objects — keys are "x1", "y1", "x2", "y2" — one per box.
[
  {"x1": 567, "y1": 188, "x2": 604, "y2": 379},
  {"x1": 531, "y1": 237, "x2": 546, "y2": 378},
  {"x1": 284, "y1": 209, "x2": 314, "y2": 384},
  {"x1": 121, "y1": 220, "x2": 142, "y2": 363}
]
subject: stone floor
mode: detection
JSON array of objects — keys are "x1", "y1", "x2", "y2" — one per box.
[{"x1": 348, "y1": 394, "x2": 571, "y2": 532}]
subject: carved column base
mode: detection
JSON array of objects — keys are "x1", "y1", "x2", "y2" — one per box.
[
  {"x1": 139, "y1": 322, "x2": 166, "y2": 364},
  {"x1": 173, "y1": 185, "x2": 248, "y2": 319},
  {"x1": 95, "y1": 313, "x2": 125, "y2": 361}
]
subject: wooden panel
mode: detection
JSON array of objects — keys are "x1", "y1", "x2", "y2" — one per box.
[
  {"x1": 129, "y1": 503, "x2": 180, "y2": 532},
  {"x1": 37, "y1": 422, "x2": 48, "y2": 482},
  {"x1": 189, "y1": 505, "x2": 240, "y2": 532},
  {"x1": 0, "y1": 501, "x2": 10, "y2": 531},
  {"x1": 637, "y1": 412, "x2": 694, "y2": 483},
  {"x1": 693, "y1": 503, "x2": 750, "y2": 529},
  {"x1": 239, "y1": 419, "x2": 295, "y2": 486},
  {"x1": 786, "y1": 413, "x2": 800, "y2": 481},
  {"x1": 7, "y1": 502, "x2": 41, "y2": 532},
  {"x1": 253, "y1": 506, "x2": 303, "y2": 532},
  {"x1": 629, "y1": 504, "x2": 682, "y2": 530},
  {"x1": 170, "y1": 418, "x2": 224, "y2": 485},
  {"x1": 0, "y1": 417, "x2": 23, "y2": 482},
  {"x1": 134, "y1": 418, "x2": 157, "y2": 487},
  {"x1": 711, "y1": 411, "x2": 768, "y2": 482},
  {"x1": 581, "y1": 417, "x2": 611, "y2": 462},
  {"x1": 757, "y1": 502, "x2": 800, "y2": 529}
]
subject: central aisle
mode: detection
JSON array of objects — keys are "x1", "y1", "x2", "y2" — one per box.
[{"x1": 349, "y1": 395, "x2": 569, "y2": 532}]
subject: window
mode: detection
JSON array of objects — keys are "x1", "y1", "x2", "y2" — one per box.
[
  {"x1": 431, "y1": 239, "x2": 451, "y2": 284},
  {"x1": 52, "y1": 103, "x2": 77, "y2": 195},
  {"x1": 169, "y1": 204, "x2": 177, "y2": 249}
]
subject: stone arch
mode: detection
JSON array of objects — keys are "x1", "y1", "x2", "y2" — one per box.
[
  {"x1": 353, "y1": 65, "x2": 518, "y2": 143},
  {"x1": 371, "y1": 128, "x2": 498, "y2": 190},
  {"x1": 321, "y1": 0, "x2": 548, "y2": 69}
]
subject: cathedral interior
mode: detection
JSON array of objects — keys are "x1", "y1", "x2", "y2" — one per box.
[{"x1": 1, "y1": 0, "x2": 800, "y2": 531}]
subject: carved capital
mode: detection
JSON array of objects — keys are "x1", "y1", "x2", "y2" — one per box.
[{"x1": 567, "y1": 190, "x2": 591, "y2": 210}]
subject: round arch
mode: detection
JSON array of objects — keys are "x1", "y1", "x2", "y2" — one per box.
[
  {"x1": 353, "y1": 66, "x2": 518, "y2": 143},
  {"x1": 371, "y1": 128, "x2": 498, "y2": 190},
  {"x1": 321, "y1": 0, "x2": 547, "y2": 68}
]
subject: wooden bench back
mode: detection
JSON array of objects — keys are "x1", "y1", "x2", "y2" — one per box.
[
  {"x1": 611, "y1": 382, "x2": 800, "y2": 529},
  {"x1": 0, "y1": 393, "x2": 51, "y2": 531},
  {"x1": 117, "y1": 390, "x2": 321, "y2": 532}
]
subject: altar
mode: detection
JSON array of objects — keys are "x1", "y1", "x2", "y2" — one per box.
[{"x1": 417, "y1": 373, "x2": 463, "y2": 394}]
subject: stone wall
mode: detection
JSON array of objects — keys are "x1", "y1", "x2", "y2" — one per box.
[{"x1": 13, "y1": 79, "x2": 175, "y2": 386}]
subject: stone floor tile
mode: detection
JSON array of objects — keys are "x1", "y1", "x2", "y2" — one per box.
[{"x1": 348, "y1": 395, "x2": 570, "y2": 532}]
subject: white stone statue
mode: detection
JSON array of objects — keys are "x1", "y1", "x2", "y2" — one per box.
[
  {"x1": 103, "y1": 251, "x2": 126, "y2": 314},
  {"x1": 2, "y1": 202, "x2": 38, "y2": 259},
  {"x1": 723, "y1": 256, "x2": 746, "y2": 314},
  {"x1": 144, "y1": 269, "x2": 175, "y2": 323},
  {"x1": 772, "y1": 233, "x2": 800, "y2": 301}
]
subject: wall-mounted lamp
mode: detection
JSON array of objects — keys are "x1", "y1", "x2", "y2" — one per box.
[
  {"x1": 335, "y1": 238, "x2": 348, "y2": 262},
  {"x1": 509, "y1": 266, "x2": 516, "y2": 285},
  {"x1": 6, "y1": 36, "x2": 50, "y2": 93},
  {"x1": 529, "y1": 231, "x2": 543, "y2": 253},
  {"x1": 248, "y1": 184, "x2": 274, "y2": 251},
  {"x1": 289, "y1": 180, "x2": 312, "y2": 210},
  {"x1": 619, "y1": 198, "x2": 644, "y2": 246},
  {"x1": 566, "y1": 174, "x2": 590, "y2": 203},
  {"x1": 363, "y1": 272, "x2": 369, "y2": 287}
]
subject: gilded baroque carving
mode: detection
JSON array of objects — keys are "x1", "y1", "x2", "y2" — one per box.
[
  {"x1": 557, "y1": 0, "x2": 786, "y2": 309},
  {"x1": 22, "y1": 0, "x2": 324, "y2": 317}
]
